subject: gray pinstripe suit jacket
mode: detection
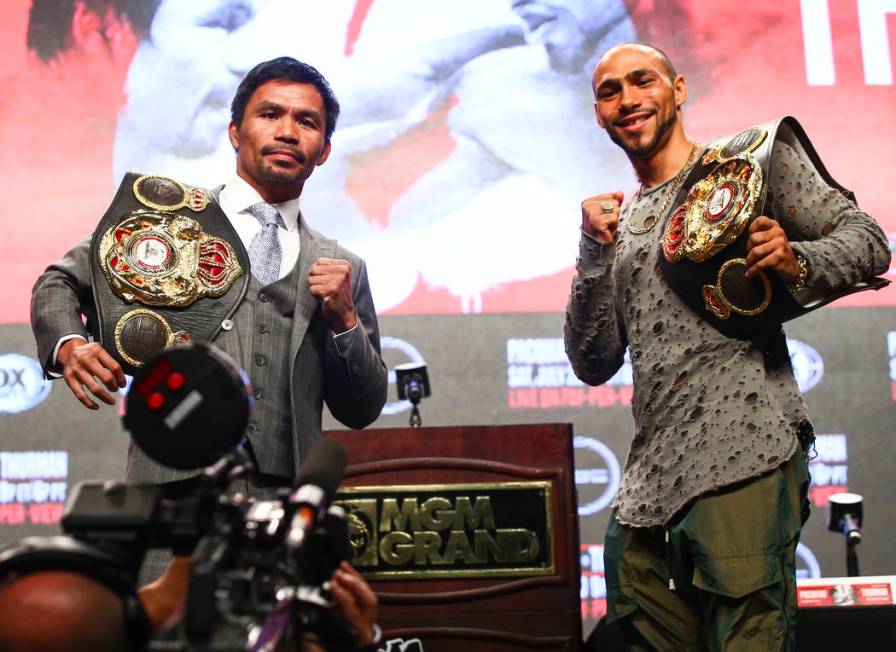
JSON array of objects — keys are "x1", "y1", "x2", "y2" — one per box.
[{"x1": 31, "y1": 186, "x2": 387, "y2": 485}]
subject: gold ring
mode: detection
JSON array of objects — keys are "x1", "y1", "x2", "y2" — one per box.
[{"x1": 600, "y1": 200, "x2": 615, "y2": 213}]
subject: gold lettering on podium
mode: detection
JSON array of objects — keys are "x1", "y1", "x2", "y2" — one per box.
[{"x1": 336, "y1": 482, "x2": 554, "y2": 580}]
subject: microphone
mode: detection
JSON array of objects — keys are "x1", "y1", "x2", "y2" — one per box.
[
  {"x1": 841, "y1": 513, "x2": 862, "y2": 542},
  {"x1": 285, "y1": 439, "x2": 347, "y2": 550},
  {"x1": 394, "y1": 362, "x2": 430, "y2": 406},
  {"x1": 827, "y1": 492, "x2": 863, "y2": 544},
  {"x1": 405, "y1": 377, "x2": 423, "y2": 402}
]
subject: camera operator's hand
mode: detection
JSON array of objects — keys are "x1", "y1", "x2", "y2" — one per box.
[
  {"x1": 138, "y1": 556, "x2": 190, "y2": 632},
  {"x1": 329, "y1": 562, "x2": 379, "y2": 647}
]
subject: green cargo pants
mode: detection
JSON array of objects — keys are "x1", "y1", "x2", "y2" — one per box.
[{"x1": 603, "y1": 450, "x2": 810, "y2": 651}]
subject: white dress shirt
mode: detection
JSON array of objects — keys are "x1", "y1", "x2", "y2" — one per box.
[{"x1": 218, "y1": 173, "x2": 301, "y2": 280}]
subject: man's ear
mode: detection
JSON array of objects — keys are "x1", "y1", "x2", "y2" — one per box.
[
  {"x1": 673, "y1": 74, "x2": 688, "y2": 109},
  {"x1": 71, "y1": 1, "x2": 129, "y2": 54},
  {"x1": 316, "y1": 139, "x2": 331, "y2": 166},
  {"x1": 70, "y1": 1, "x2": 104, "y2": 52},
  {"x1": 228, "y1": 121, "x2": 239, "y2": 151}
]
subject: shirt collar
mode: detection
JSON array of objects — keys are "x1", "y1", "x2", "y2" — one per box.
[{"x1": 221, "y1": 173, "x2": 301, "y2": 232}]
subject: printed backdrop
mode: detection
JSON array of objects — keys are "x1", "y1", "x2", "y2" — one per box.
[{"x1": 1, "y1": 0, "x2": 895, "y2": 637}]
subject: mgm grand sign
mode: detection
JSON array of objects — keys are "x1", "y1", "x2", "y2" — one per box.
[{"x1": 335, "y1": 482, "x2": 554, "y2": 580}]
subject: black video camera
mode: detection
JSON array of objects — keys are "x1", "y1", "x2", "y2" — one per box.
[{"x1": 0, "y1": 344, "x2": 358, "y2": 652}]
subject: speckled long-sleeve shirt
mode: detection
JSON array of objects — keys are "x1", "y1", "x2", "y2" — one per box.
[{"x1": 564, "y1": 137, "x2": 890, "y2": 528}]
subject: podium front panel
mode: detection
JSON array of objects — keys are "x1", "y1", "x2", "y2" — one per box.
[{"x1": 328, "y1": 423, "x2": 582, "y2": 651}]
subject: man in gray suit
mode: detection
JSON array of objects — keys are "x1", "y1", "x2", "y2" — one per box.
[{"x1": 31, "y1": 57, "x2": 387, "y2": 490}]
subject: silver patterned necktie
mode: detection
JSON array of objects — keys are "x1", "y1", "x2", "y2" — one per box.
[{"x1": 247, "y1": 202, "x2": 284, "y2": 286}]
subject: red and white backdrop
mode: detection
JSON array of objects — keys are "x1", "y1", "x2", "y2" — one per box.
[{"x1": 1, "y1": 0, "x2": 894, "y2": 635}]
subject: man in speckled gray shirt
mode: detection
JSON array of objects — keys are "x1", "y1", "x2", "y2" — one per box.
[{"x1": 565, "y1": 43, "x2": 890, "y2": 650}]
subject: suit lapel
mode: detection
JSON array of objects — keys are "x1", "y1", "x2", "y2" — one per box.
[{"x1": 289, "y1": 214, "x2": 337, "y2": 378}]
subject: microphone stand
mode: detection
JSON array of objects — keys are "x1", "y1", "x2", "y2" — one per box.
[{"x1": 842, "y1": 513, "x2": 861, "y2": 577}]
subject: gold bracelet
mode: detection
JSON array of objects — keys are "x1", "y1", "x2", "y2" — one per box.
[{"x1": 787, "y1": 253, "x2": 809, "y2": 293}]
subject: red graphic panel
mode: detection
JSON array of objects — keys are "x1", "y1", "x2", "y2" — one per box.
[{"x1": 1, "y1": 0, "x2": 893, "y2": 322}]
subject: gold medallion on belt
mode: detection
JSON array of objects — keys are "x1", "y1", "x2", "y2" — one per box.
[
  {"x1": 113, "y1": 308, "x2": 191, "y2": 367},
  {"x1": 701, "y1": 258, "x2": 773, "y2": 320},
  {"x1": 132, "y1": 174, "x2": 209, "y2": 212}
]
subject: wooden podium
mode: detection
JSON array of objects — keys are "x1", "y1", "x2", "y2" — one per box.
[{"x1": 326, "y1": 423, "x2": 582, "y2": 651}]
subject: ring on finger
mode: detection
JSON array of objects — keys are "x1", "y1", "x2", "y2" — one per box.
[{"x1": 600, "y1": 200, "x2": 615, "y2": 213}]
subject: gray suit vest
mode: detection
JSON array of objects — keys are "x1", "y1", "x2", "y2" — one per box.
[{"x1": 214, "y1": 260, "x2": 299, "y2": 480}]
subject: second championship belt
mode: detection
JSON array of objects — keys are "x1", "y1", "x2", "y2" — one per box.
[
  {"x1": 89, "y1": 173, "x2": 249, "y2": 374},
  {"x1": 657, "y1": 116, "x2": 887, "y2": 340}
]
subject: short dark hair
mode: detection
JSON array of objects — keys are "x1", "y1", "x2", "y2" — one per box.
[{"x1": 230, "y1": 57, "x2": 341, "y2": 141}]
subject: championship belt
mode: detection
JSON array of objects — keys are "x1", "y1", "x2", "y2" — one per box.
[
  {"x1": 657, "y1": 116, "x2": 889, "y2": 339},
  {"x1": 89, "y1": 173, "x2": 249, "y2": 374}
]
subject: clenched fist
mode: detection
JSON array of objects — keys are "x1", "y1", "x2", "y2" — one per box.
[
  {"x1": 308, "y1": 258, "x2": 357, "y2": 334},
  {"x1": 581, "y1": 191, "x2": 624, "y2": 244}
]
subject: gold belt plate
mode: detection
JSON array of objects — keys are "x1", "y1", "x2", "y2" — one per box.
[
  {"x1": 663, "y1": 156, "x2": 763, "y2": 264},
  {"x1": 97, "y1": 211, "x2": 242, "y2": 307}
]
